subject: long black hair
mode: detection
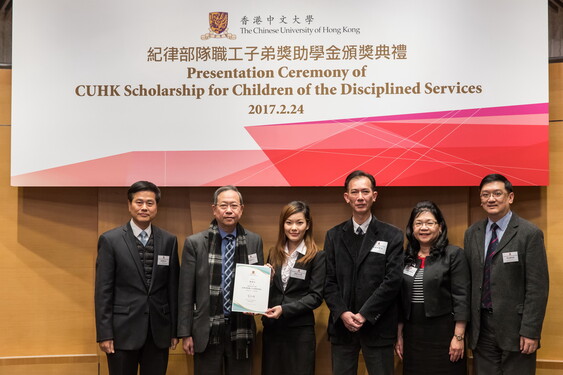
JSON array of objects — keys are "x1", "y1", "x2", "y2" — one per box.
[{"x1": 405, "y1": 200, "x2": 449, "y2": 265}]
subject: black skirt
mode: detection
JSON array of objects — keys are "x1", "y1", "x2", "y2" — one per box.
[
  {"x1": 403, "y1": 303, "x2": 467, "y2": 375},
  {"x1": 262, "y1": 322, "x2": 316, "y2": 375}
]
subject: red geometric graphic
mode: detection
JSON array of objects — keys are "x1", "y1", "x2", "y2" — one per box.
[{"x1": 11, "y1": 103, "x2": 548, "y2": 187}]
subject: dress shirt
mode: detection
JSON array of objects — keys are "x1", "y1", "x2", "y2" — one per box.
[
  {"x1": 281, "y1": 240, "x2": 307, "y2": 290},
  {"x1": 483, "y1": 211, "x2": 512, "y2": 260},
  {"x1": 129, "y1": 219, "x2": 152, "y2": 240},
  {"x1": 352, "y1": 214, "x2": 372, "y2": 235}
]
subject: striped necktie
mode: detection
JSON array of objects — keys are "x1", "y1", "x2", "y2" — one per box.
[
  {"x1": 481, "y1": 223, "x2": 499, "y2": 309},
  {"x1": 223, "y1": 234, "x2": 235, "y2": 314}
]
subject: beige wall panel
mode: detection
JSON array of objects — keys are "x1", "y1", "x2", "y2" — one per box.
[
  {"x1": 0, "y1": 356, "x2": 98, "y2": 375},
  {"x1": 550, "y1": 63, "x2": 563, "y2": 121},
  {"x1": 0, "y1": 69, "x2": 10, "y2": 124},
  {"x1": 543, "y1": 119, "x2": 563, "y2": 359}
]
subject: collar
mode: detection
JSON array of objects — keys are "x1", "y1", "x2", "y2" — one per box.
[
  {"x1": 352, "y1": 214, "x2": 372, "y2": 234},
  {"x1": 130, "y1": 219, "x2": 152, "y2": 238},
  {"x1": 488, "y1": 210, "x2": 512, "y2": 232},
  {"x1": 218, "y1": 227, "x2": 237, "y2": 239},
  {"x1": 284, "y1": 240, "x2": 307, "y2": 256}
]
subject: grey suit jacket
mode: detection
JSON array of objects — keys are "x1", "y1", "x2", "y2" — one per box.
[
  {"x1": 95, "y1": 223, "x2": 179, "y2": 350},
  {"x1": 177, "y1": 227, "x2": 264, "y2": 352},
  {"x1": 464, "y1": 212, "x2": 549, "y2": 351}
]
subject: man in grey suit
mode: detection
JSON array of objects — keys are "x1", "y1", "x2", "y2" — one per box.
[
  {"x1": 178, "y1": 185, "x2": 264, "y2": 375},
  {"x1": 95, "y1": 181, "x2": 179, "y2": 375},
  {"x1": 464, "y1": 174, "x2": 549, "y2": 374},
  {"x1": 324, "y1": 170, "x2": 404, "y2": 375}
]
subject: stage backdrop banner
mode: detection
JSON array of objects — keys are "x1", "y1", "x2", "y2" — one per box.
[{"x1": 11, "y1": 1, "x2": 548, "y2": 186}]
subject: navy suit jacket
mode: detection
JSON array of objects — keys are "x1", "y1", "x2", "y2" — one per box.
[{"x1": 95, "y1": 222, "x2": 179, "y2": 350}]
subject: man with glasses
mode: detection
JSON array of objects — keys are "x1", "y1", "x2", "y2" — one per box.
[
  {"x1": 178, "y1": 185, "x2": 264, "y2": 375},
  {"x1": 324, "y1": 170, "x2": 403, "y2": 375},
  {"x1": 464, "y1": 174, "x2": 549, "y2": 374}
]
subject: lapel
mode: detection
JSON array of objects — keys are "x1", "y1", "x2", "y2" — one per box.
[
  {"x1": 492, "y1": 213, "x2": 518, "y2": 257},
  {"x1": 284, "y1": 251, "x2": 305, "y2": 293},
  {"x1": 475, "y1": 219, "x2": 487, "y2": 265},
  {"x1": 340, "y1": 219, "x2": 356, "y2": 259},
  {"x1": 148, "y1": 226, "x2": 162, "y2": 292},
  {"x1": 122, "y1": 223, "x2": 147, "y2": 289},
  {"x1": 356, "y1": 217, "x2": 378, "y2": 266},
  {"x1": 273, "y1": 263, "x2": 284, "y2": 293}
]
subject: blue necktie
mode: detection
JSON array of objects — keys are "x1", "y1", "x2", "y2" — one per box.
[
  {"x1": 139, "y1": 230, "x2": 148, "y2": 246},
  {"x1": 481, "y1": 223, "x2": 499, "y2": 309},
  {"x1": 223, "y1": 234, "x2": 235, "y2": 314}
]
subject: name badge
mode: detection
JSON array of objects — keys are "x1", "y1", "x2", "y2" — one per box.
[
  {"x1": 502, "y1": 251, "x2": 519, "y2": 263},
  {"x1": 371, "y1": 241, "x2": 388, "y2": 255},
  {"x1": 157, "y1": 255, "x2": 170, "y2": 266},
  {"x1": 248, "y1": 253, "x2": 258, "y2": 265},
  {"x1": 403, "y1": 265, "x2": 417, "y2": 277},
  {"x1": 290, "y1": 268, "x2": 307, "y2": 280}
]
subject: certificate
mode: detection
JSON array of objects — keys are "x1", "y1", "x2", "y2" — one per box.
[{"x1": 231, "y1": 263, "x2": 271, "y2": 314}]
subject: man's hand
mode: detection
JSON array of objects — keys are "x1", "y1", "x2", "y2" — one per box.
[
  {"x1": 264, "y1": 305, "x2": 282, "y2": 319},
  {"x1": 99, "y1": 340, "x2": 115, "y2": 354},
  {"x1": 170, "y1": 338, "x2": 179, "y2": 350},
  {"x1": 520, "y1": 336, "x2": 539, "y2": 354},
  {"x1": 340, "y1": 311, "x2": 363, "y2": 332},
  {"x1": 183, "y1": 337, "x2": 195, "y2": 355}
]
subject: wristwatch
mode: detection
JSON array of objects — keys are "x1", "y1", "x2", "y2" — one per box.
[{"x1": 454, "y1": 334, "x2": 464, "y2": 341}]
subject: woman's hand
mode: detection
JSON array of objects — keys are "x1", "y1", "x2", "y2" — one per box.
[{"x1": 449, "y1": 336, "x2": 464, "y2": 362}]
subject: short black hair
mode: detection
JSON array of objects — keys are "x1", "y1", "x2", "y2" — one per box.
[
  {"x1": 127, "y1": 181, "x2": 161, "y2": 203},
  {"x1": 479, "y1": 173, "x2": 513, "y2": 193},
  {"x1": 213, "y1": 185, "x2": 244, "y2": 205},
  {"x1": 344, "y1": 170, "x2": 376, "y2": 191}
]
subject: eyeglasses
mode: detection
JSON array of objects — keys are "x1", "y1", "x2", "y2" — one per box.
[
  {"x1": 216, "y1": 203, "x2": 241, "y2": 211},
  {"x1": 480, "y1": 190, "x2": 505, "y2": 200},
  {"x1": 413, "y1": 221, "x2": 438, "y2": 228}
]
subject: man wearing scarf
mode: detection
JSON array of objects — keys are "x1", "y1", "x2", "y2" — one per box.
[{"x1": 178, "y1": 185, "x2": 264, "y2": 375}]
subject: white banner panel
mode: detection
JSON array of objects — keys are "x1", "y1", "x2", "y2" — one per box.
[{"x1": 12, "y1": 1, "x2": 548, "y2": 186}]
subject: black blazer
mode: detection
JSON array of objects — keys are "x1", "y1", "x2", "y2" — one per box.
[
  {"x1": 262, "y1": 249, "x2": 326, "y2": 329},
  {"x1": 464, "y1": 213, "x2": 549, "y2": 351},
  {"x1": 95, "y1": 223, "x2": 179, "y2": 350},
  {"x1": 399, "y1": 245, "x2": 470, "y2": 321},
  {"x1": 324, "y1": 217, "x2": 404, "y2": 345}
]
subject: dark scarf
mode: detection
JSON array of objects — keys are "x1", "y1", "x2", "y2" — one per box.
[{"x1": 207, "y1": 220, "x2": 254, "y2": 359}]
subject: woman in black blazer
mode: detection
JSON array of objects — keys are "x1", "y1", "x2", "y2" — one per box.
[
  {"x1": 395, "y1": 201, "x2": 470, "y2": 375},
  {"x1": 261, "y1": 201, "x2": 326, "y2": 375}
]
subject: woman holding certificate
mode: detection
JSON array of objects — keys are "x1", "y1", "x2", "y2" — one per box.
[
  {"x1": 395, "y1": 201, "x2": 470, "y2": 375},
  {"x1": 261, "y1": 201, "x2": 326, "y2": 375}
]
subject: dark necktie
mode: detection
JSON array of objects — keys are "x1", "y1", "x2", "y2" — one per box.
[
  {"x1": 356, "y1": 227, "x2": 364, "y2": 236},
  {"x1": 481, "y1": 223, "x2": 499, "y2": 309},
  {"x1": 223, "y1": 234, "x2": 235, "y2": 314}
]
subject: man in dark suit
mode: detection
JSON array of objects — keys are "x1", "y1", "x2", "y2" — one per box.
[
  {"x1": 464, "y1": 174, "x2": 549, "y2": 374},
  {"x1": 95, "y1": 181, "x2": 180, "y2": 375},
  {"x1": 178, "y1": 185, "x2": 264, "y2": 375},
  {"x1": 324, "y1": 170, "x2": 404, "y2": 375}
]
